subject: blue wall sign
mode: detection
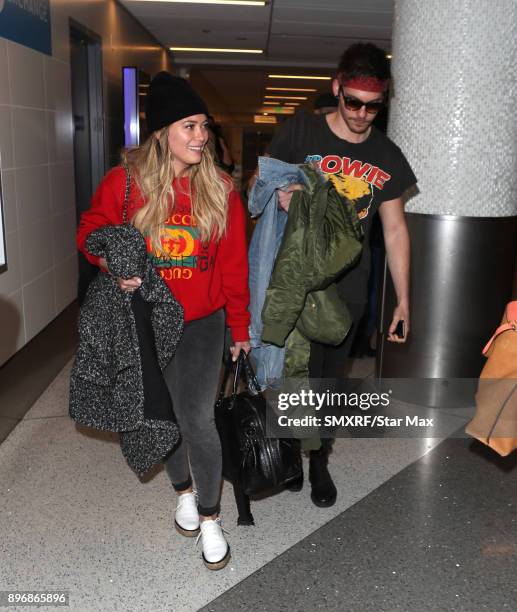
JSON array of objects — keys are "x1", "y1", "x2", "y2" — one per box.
[{"x1": 0, "y1": 0, "x2": 52, "y2": 56}]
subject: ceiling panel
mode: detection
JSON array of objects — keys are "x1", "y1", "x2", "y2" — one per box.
[
  {"x1": 151, "y1": 28, "x2": 268, "y2": 48},
  {"x1": 267, "y1": 35, "x2": 388, "y2": 63},
  {"x1": 267, "y1": 35, "x2": 390, "y2": 64},
  {"x1": 140, "y1": 15, "x2": 269, "y2": 32},
  {"x1": 274, "y1": 0, "x2": 393, "y2": 12},
  {"x1": 121, "y1": 1, "x2": 271, "y2": 22},
  {"x1": 273, "y1": 8, "x2": 393, "y2": 30}
]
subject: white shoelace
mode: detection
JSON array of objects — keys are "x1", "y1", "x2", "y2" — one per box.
[
  {"x1": 196, "y1": 518, "x2": 230, "y2": 546},
  {"x1": 176, "y1": 490, "x2": 197, "y2": 510}
]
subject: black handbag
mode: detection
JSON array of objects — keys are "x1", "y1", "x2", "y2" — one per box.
[{"x1": 215, "y1": 350, "x2": 302, "y2": 525}]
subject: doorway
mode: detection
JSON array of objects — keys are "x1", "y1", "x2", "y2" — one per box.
[{"x1": 69, "y1": 22, "x2": 104, "y2": 304}]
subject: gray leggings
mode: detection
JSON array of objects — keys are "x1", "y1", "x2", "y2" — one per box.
[{"x1": 163, "y1": 309, "x2": 225, "y2": 516}]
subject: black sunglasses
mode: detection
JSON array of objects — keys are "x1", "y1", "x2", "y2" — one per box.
[{"x1": 339, "y1": 87, "x2": 384, "y2": 114}]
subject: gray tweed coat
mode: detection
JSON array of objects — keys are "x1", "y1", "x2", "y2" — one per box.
[{"x1": 69, "y1": 224, "x2": 184, "y2": 473}]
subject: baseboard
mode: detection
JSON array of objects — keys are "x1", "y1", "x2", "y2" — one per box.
[{"x1": 0, "y1": 302, "x2": 78, "y2": 444}]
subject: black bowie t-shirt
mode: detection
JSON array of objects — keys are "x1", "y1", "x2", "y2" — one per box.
[{"x1": 268, "y1": 111, "x2": 417, "y2": 304}]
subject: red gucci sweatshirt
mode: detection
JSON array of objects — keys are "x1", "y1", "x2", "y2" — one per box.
[{"x1": 77, "y1": 166, "x2": 250, "y2": 342}]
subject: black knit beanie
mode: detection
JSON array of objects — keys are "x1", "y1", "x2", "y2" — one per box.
[{"x1": 145, "y1": 72, "x2": 209, "y2": 133}]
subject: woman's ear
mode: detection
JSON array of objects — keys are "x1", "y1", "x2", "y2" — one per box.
[{"x1": 154, "y1": 126, "x2": 168, "y2": 141}]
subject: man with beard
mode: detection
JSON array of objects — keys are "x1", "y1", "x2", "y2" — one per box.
[{"x1": 250, "y1": 43, "x2": 417, "y2": 507}]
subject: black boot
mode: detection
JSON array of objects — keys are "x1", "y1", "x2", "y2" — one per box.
[
  {"x1": 309, "y1": 445, "x2": 337, "y2": 507},
  {"x1": 284, "y1": 468, "x2": 303, "y2": 492}
]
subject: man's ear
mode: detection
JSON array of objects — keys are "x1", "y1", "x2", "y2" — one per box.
[{"x1": 331, "y1": 78, "x2": 340, "y2": 98}]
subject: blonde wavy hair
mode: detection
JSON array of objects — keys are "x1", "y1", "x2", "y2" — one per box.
[{"x1": 122, "y1": 126, "x2": 230, "y2": 253}]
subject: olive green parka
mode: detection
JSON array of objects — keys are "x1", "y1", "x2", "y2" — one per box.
[{"x1": 261, "y1": 164, "x2": 363, "y2": 379}]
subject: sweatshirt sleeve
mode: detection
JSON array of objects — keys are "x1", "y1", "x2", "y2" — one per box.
[
  {"x1": 76, "y1": 167, "x2": 127, "y2": 267},
  {"x1": 218, "y1": 189, "x2": 251, "y2": 342}
]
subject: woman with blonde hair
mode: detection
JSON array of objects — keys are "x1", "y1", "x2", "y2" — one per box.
[{"x1": 77, "y1": 72, "x2": 250, "y2": 570}]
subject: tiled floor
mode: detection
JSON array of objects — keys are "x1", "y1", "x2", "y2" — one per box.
[
  {"x1": 203, "y1": 438, "x2": 517, "y2": 612},
  {"x1": 0, "y1": 355, "x2": 499, "y2": 612}
]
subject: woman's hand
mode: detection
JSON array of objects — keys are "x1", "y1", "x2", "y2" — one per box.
[
  {"x1": 230, "y1": 341, "x2": 251, "y2": 361},
  {"x1": 99, "y1": 258, "x2": 142, "y2": 292},
  {"x1": 117, "y1": 276, "x2": 142, "y2": 292},
  {"x1": 99, "y1": 257, "x2": 142, "y2": 293}
]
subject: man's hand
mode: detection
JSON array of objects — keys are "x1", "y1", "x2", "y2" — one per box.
[
  {"x1": 277, "y1": 183, "x2": 304, "y2": 212},
  {"x1": 387, "y1": 303, "x2": 410, "y2": 343},
  {"x1": 230, "y1": 341, "x2": 251, "y2": 361}
]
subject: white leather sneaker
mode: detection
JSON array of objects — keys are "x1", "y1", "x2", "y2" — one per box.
[
  {"x1": 174, "y1": 491, "x2": 200, "y2": 537},
  {"x1": 197, "y1": 518, "x2": 231, "y2": 570}
]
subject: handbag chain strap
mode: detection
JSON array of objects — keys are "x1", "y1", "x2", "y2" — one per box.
[{"x1": 122, "y1": 164, "x2": 131, "y2": 224}]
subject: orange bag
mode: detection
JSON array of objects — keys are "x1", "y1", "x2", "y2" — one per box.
[{"x1": 466, "y1": 301, "x2": 517, "y2": 456}]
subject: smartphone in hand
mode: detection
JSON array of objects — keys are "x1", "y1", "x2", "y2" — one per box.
[{"x1": 394, "y1": 320, "x2": 405, "y2": 339}]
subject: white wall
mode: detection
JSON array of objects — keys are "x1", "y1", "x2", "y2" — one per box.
[{"x1": 0, "y1": 0, "x2": 171, "y2": 365}]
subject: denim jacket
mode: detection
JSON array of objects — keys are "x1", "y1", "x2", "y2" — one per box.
[{"x1": 248, "y1": 157, "x2": 308, "y2": 389}]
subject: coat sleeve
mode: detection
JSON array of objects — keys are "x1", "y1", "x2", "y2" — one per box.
[
  {"x1": 260, "y1": 189, "x2": 310, "y2": 346},
  {"x1": 217, "y1": 189, "x2": 251, "y2": 342},
  {"x1": 309, "y1": 185, "x2": 363, "y2": 287},
  {"x1": 77, "y1": 167, "x2": 127, "y2": 266}
]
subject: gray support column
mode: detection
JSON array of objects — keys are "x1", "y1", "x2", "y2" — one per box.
[{"x1": 377, "y1": 0, "x2": 517, "y2": 406}]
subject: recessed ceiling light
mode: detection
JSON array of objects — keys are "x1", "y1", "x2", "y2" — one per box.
[
  {"x1": 170, "y1": 47, "x2": 263, "y2": 53},
  {"x1": 254, "y1": 115, "x2": 277, "y2": 124},
  {"x1": 268, "y1": 74, "x2": 331, "y2": 80},
  {"x1": 135, "y1": 1, "x2": 266, "y2": 6},
  {"x1": 259, "y1": 107, "x2": 295, "y2": 114},
  {"x1": 264, "y1": 95, "x2": 308, "y2": 100},
  {"x1": 266, "y1": 87, "x2": 317, "y2": 92},
  {"x1": 386, "y1": 54, "x2": 392, "y2": 59}
]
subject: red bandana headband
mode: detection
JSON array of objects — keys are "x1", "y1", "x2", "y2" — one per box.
[{"x1": 341, "y1": 76, "x2": 389, "y2": 93}]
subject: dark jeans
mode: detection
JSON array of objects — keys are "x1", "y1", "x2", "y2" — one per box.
[
  {"x1": 308, "y1": 302, "x2": 366, "y2": 378},
  {"x1": 308, "y1": 302, "x2": 366, "y2": 447},
  {"x1": 163, "y1": 309, "x2": 225, "y2": 516}
]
